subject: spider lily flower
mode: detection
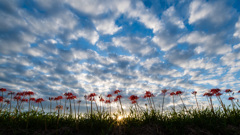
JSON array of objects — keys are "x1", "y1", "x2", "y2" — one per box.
[
  {"x1": 30, "y1": 98, "x2": 35, "y2": 101},
  {"x1": 0, "y1": 97, "x2": 3, "y2": 102},
  {"x1": 161, "y1": 89, "x2": 168, "y2": 94},
  {"x1": 210, "y1": 88, "x2": 221, "y2": 94},
  {"x1": 228, "y1": 97, "x2": 236, "y2": 110},
  {"x1": 161, "y1": 89, "x2": 168, "y2": 113},
  {"x1": 114, "y1": 90, "x2": 121, "y2": 94},
  {"x1": 8, "y1": 91, "x2": 15, "y2": 95},
  {"x1": 0, "y1": 88, "x2": 7, "y2": 92},
  {"x1": 225, "y1": 89, "x2": 232, "y2": 93},
  {"x1": 21, "y1": 98, "x2": 28, "y2": 102},
  {"x1": 4, "y1": 100, "x2": 10, "y2": 104},
  {"x1": 129, "y1": 95, "x2": 139, "y2": 101},
  {"x1": 176, "y1": 90, "x2": 187, "y2": 112},
  {"x1": 107, "y1": 94, "x2": 112, "y2": 98},
  {"x1": 105, "y1": 100, "x2": 111, "y2": 103},
  {"x1": 192, "y1": 91, "x2": 197, "y2": 95},
  {"x1": 36, "y1": 98, "x2": 44, "y2": 112},
  {"x1": 170, "y1": 92, "x2": 176, "y2": 96},
  {"x1": 131, "y1": 100, "x2": 137, "y2": 104},
  {"x1": 56, "y1": 105, "x2": 63, "y2": 110},
  {"x1": 143, "y1": 91, "x2": 155, "y2": 110},
  {"x1": 99, "y1": 97, "x2": 104, "y2": 102}
]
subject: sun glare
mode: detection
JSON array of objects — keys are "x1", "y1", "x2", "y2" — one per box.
[{"x1": 117, "y1": 115, "x2": 123, "y2": 121}]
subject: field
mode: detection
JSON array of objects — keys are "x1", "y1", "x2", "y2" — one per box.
[{"x1": 0, "y1": 89, "x2": 240, "y2": 135}]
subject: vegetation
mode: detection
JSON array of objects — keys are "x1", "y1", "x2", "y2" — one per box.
[{"x1": 0, "y1": 88, "x2": 240, "y2": 135}]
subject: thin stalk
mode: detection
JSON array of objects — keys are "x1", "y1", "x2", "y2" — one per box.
[{"x1": 161, "y1": 94, "x2": 165, "y2": 113}]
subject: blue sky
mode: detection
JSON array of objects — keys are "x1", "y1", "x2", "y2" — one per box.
[{"x1": 1, "y1": 0, "x2": 240, "y2": 111}]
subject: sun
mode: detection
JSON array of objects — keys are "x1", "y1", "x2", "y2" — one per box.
[{"x1": 117, "y1": 115, "x2": 123, "y2": 121}]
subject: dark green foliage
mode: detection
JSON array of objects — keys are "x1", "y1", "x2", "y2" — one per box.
[{"x1": 0, "y1": 108, "x2": 240, "y2": 135}]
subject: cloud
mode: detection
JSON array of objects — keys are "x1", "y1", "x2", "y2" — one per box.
[
  {"x1": 112, "y1": 36, "x2": 156, "y2": 56},
  {"x1": 163, "y1": 6, "x2": 185, "y2": 29},
  {"x1": 234, "y1": 17, "x2": 240, "y2": 38},
  {"x1": 178, "y1": 31, "x2": 232, "y2": 55},
  {"x1": 188, "y1": 0, "x2": 234, "y2": 25}
]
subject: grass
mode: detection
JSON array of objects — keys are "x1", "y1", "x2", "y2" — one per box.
[{"x1": 0, "y1": 107, "x2": 240, "y2": 135}]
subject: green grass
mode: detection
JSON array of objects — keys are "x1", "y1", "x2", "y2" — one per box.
[{"x1": 0, "y1": 107, "x2": 240, "y2": 135}]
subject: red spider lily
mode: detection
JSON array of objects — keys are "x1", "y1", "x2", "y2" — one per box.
[
  {"x1": 228, "y1": 97, "x2": 235, "y2": 100},
  {"x1": 88, "y1": 97, "x2": 95, "y2": 101},
  {"x1": 225, "y1": 89, "x2": 232, "y2": 93},
  {"x1": 105, "y1": 100, "x2": 111, "y2": 103},
  {"x1": 14, "y1": 96, "x2": 21, "y2": 101},
  {"x1": 210, "y1": 88, "x2": 221, "y2": 94},
  {"x1": 4, "y1": 100, "x2": 10, "y2": 104},
  {"x1": 99, "y1": 97, "x2": 104, "y2": 102},
  {"x1": 0, "y1": 97, "x2": 3, "y2": 102},
  {"x1": 67, "y1": 95, "x2": 77, "y2": 100},
  {"x1": 129, "y1": 95, "x2": 139, "y2": 101},
  {"x1": 114, "y1": 98, "x2": 118, "y2": 102},
  {"x1": 215, "y1": 93, "x2": 222, "y2": 97},
  {"x1": 162, "y1": 89, "x2": 168, "y2": 94},
  {"x1": 21, "y1": 98, "x2": 28, "y2": 102},
  {"x1": 54, "y1": 97, "x2": 59, "y2": 101},
  {"x1": 107, "y1": 94, "x2": 112, "y2": 97},
  {"x1": 0, "y1": 88, "x2": 7, "y2": 92},
  {"x1": 131, "y1": 100, "x2": 137, "y2": 104},
  {"x1": 57, "y1": 96, "x2": 63, "y2": 100},
  {"x1": 8, "y1": 91, "x2": 15, "y2": 95},
  {"x1": 116, "y1": 95, "x2": 122, "y2": 99},
  {"x1": 56, "y1": 105, "x2": 63, "y2": 110},
  {"x1": 144, "y1": 91, "x2": 154, "y2": 98},
  {"x1": 238, "y1": 90, "x2": 240, "y2": 93},
  {"x1": 49, "y1": 97, "x2": 54, "y2": 101},
  {"x1": 114, "y1": 90, "x2": 121, "y2": 94},
  {"x1": 25, "y1": 91, "x2": 34, "y2": 96},
  {"x1": 170, "y1": 92, "x2": 176, "y2": 96},
  {"x1": 36, "y1": 98, "x2": 44, "y2": 103},
  {"x1": 16, "y1": 92, "x2": 24, "y2": 96},
  {"x1": 89, "y1": 93, "x2": 96, "y2": 97},
  {"x1": 203, "y1": 92, "x2": 213, "y2": 97},
  {"x1": 30, "y1": 98, "x2": 35, "y2": 101},
  {"x1": 192, "y1": 91, "x2": 197, "y2": 95},
  {"x1": 64, "y1": 92, "x2": 73, "y2": 97},
  {"x1": 176, "y1": 91, "x2": 183, "y2": 95}
]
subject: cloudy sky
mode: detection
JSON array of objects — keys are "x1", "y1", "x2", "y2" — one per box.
[{"x1": 1, "y1": 0, "x2": 240, "y2": 111}]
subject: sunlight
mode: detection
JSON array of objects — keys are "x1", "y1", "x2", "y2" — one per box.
[{"x1": 117, "y1": 115, "x2": 123, "y2": 121}]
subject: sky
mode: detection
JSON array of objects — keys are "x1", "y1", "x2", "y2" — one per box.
[{"x1": 1, "y1": 0, "x2": 240, "y2": 112}]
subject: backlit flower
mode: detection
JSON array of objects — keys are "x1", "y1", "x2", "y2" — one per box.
[
  {"x1": 225, "y1": 89, "x2": 232, "y2": 93},
  {"x1": 105, "y1": 100, "x2": 111, "y2": 103},
  {"x1": 192, "y1": 91, "x2": 197, "y2": 95},
  {"x1": 161, "y1": 89, "x2": 168, "y2": 94},
  {"x1": 114, "y1": 90, "x2": 121, "y2": 94},
  {"x1": 0, "y1": 88, "x2": 7, "y2": 92},
  {"x1": 107, "y1": 94, "x2": 112, "y2": 97},
  {"x1": 170, "y1": 92, "x2": 176, "y2": 96},
  {"x1": 176, "y1": 91, "x2": 183, "y2": 95}
]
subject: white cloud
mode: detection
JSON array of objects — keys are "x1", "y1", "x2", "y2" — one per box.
[
  {"x1": 234, "y1": 17, "x2": 240, "y2": 39},
  {"x1": 178, "y1": 31, "x2": 232, "y2": 54},
  {"x1": 112, "y1": 36, "x2": 153, "y2": 56},
  {"x1": 189, "y1": 0, "x2": 233, "y2": 25},
  {"x1": 152, "y1": 31, "x2": 178, "y2": 51},
  {"x1": 126, "y1": 1, "x2": 163, "y2": 33},
  {"x1": 93, "y1": 18, "x2": 122, "y2": 35},
  {"x1": 163, "y1": 6, "x2": 185, "y2": 29}
]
